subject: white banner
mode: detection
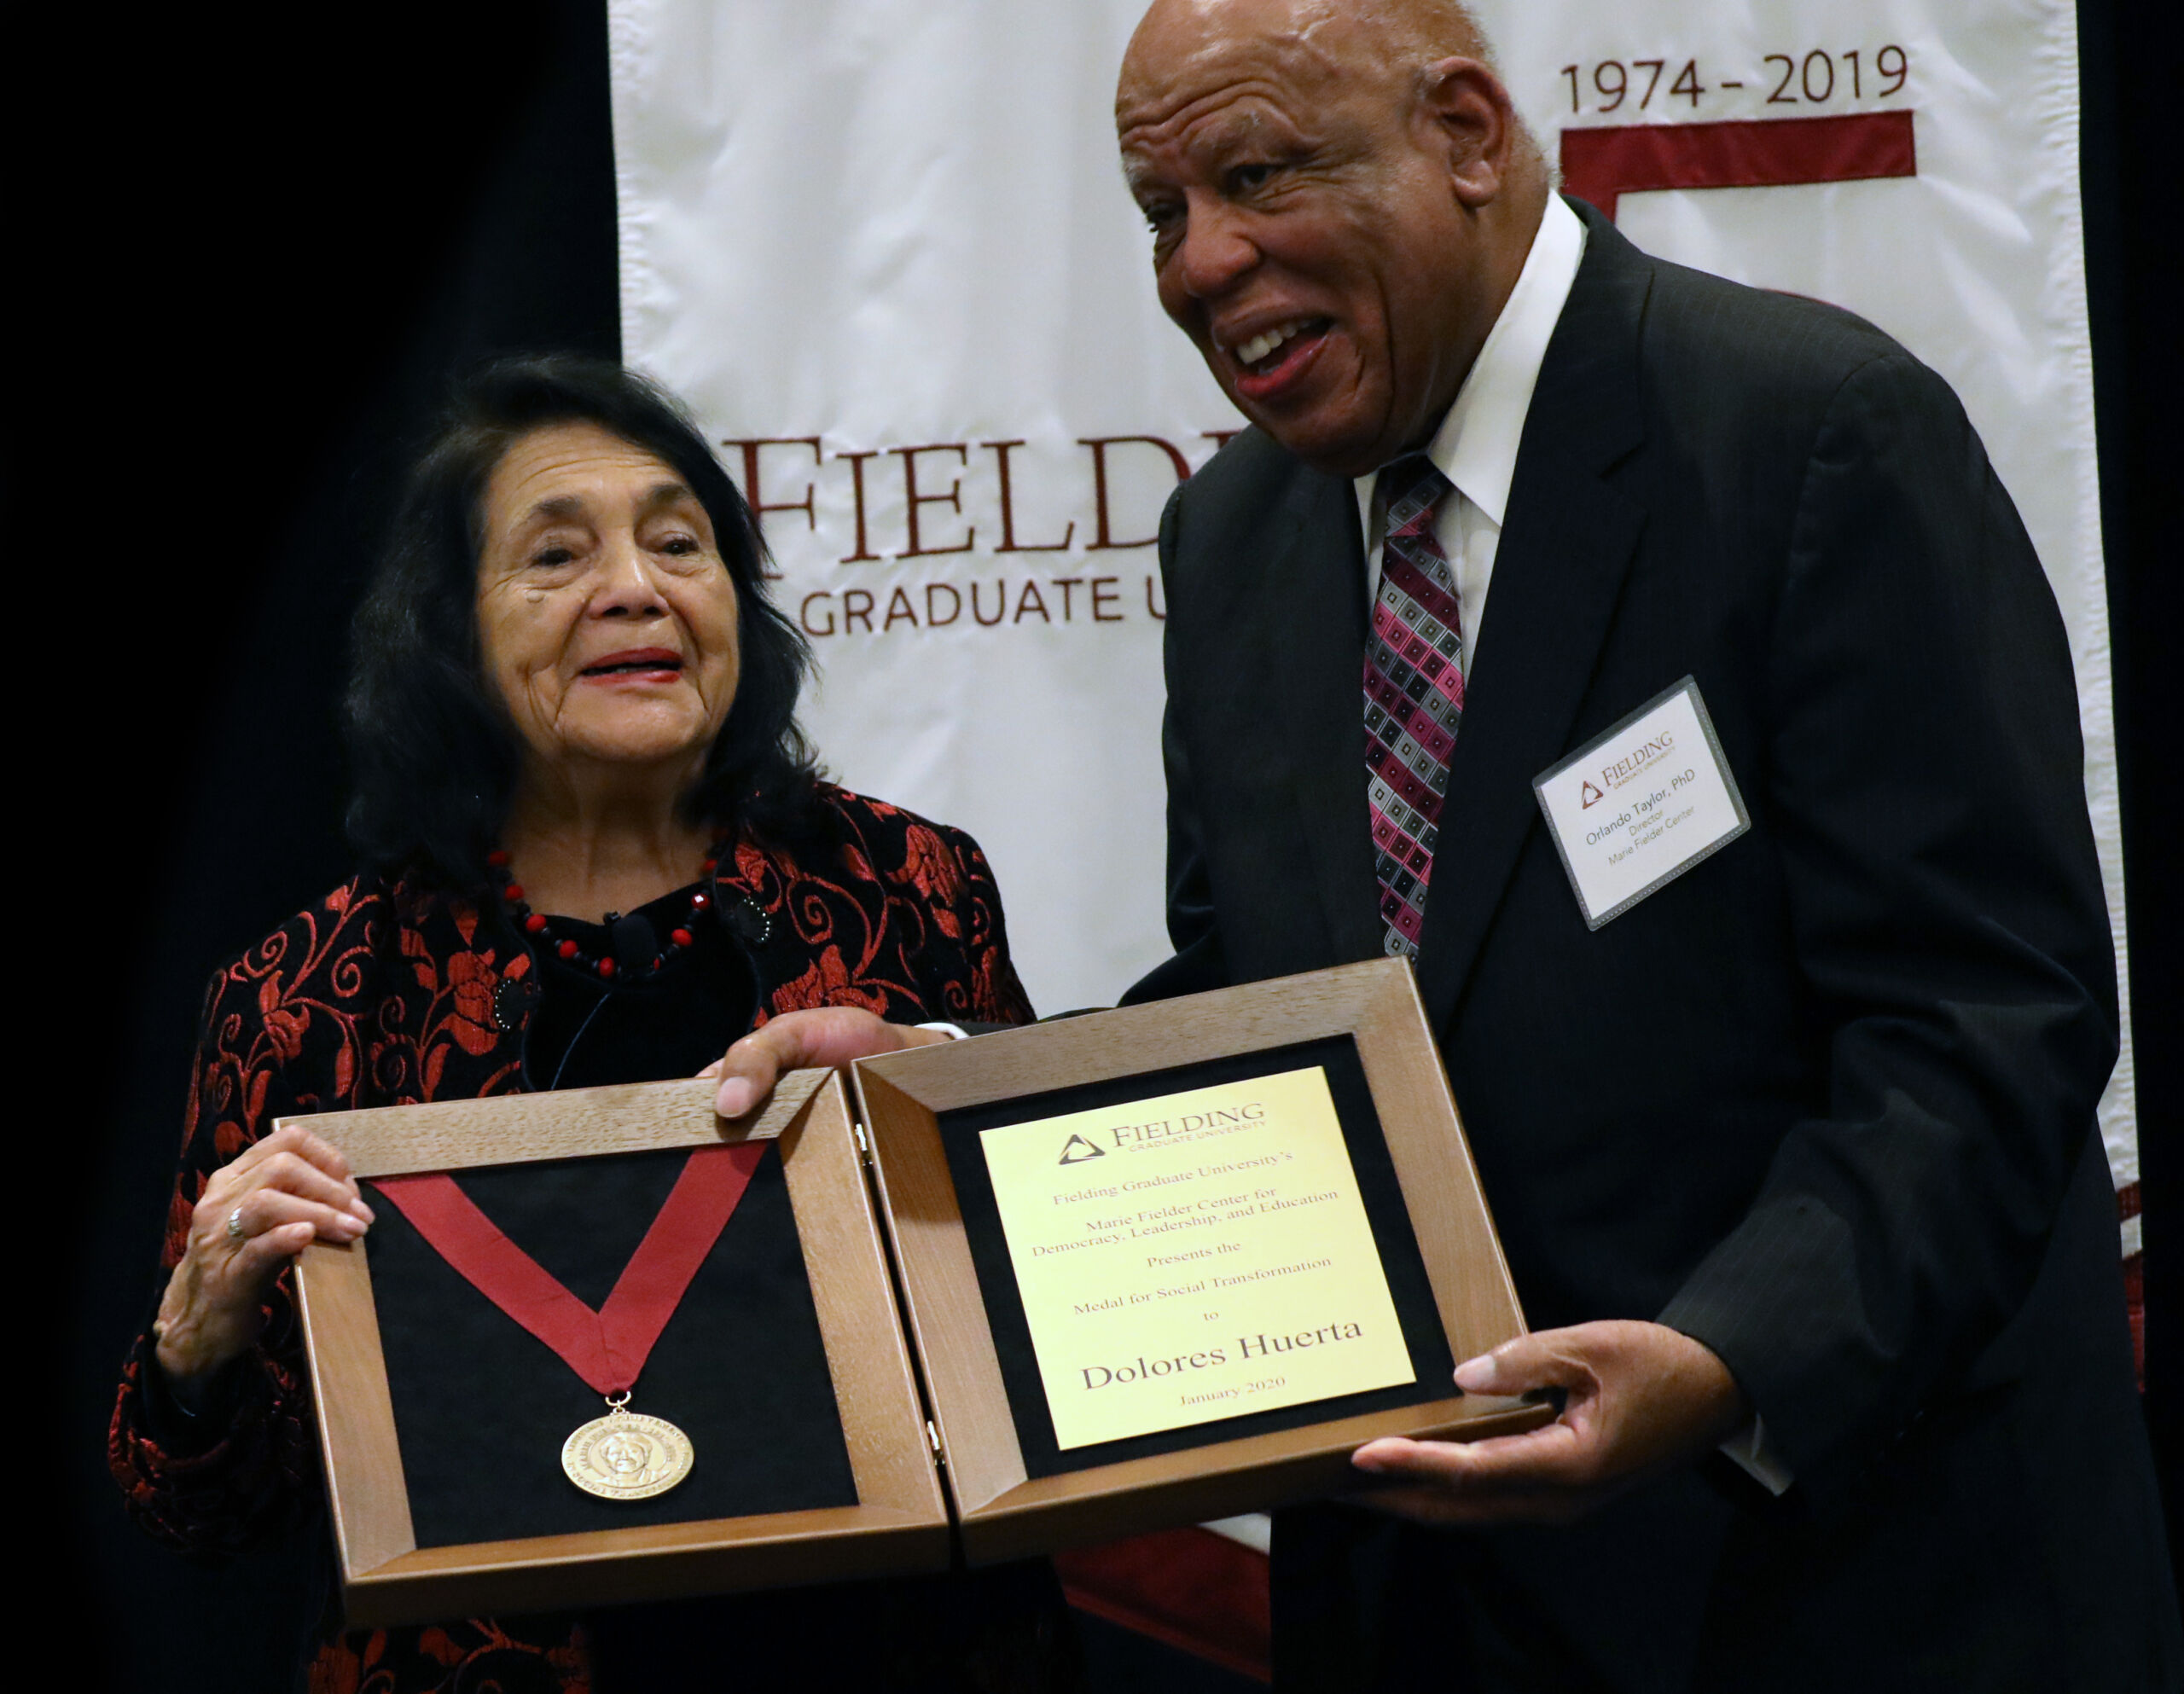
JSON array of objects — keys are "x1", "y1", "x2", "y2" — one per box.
[{"x1": 609, "y1": 0, "x2": 2134, "y2": 1196}]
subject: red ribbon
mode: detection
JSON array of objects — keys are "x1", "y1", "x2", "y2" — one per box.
[{"x1": 370, "y1": 1143, "x2": 764, "y2": 1395}]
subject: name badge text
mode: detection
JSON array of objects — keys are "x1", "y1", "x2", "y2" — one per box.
[{"x1": 1533, "y1": 676, "x2": 1748, "y2": 929}]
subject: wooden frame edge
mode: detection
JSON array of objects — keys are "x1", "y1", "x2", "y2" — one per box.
[
  {"x1": 294, "y1": 1237, "x2": 416, "y2": 1579},
  {"x1": 957, "y1": 1397, "x2": 1552, "y2": 1564},
  {"x1": 276, "y1": 1069, "x2": 829, "y2": 1179},
  {"x1": 781, "y1": 1075, "x2": 951, "y2": 1529},
  {"x1": 854, "y1": 1065, "x2": 1026, "y2": 1518}
]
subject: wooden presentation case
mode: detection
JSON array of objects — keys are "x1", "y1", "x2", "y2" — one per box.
[
  {"x1": 291, "y1": 957, "x2": 1548, "y2": 1625},
  {"x1": 290, "y1": 1070, "x2": 950, "y2": 1627}
]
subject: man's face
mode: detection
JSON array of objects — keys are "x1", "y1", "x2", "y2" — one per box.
[{"x1": 1118, "y1": 0, "x2": 1494, "y2": 477}]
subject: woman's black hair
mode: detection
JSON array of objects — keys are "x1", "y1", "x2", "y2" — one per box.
[{"x1": 343, "y1": 354, "x2": 821, "y2": 887}]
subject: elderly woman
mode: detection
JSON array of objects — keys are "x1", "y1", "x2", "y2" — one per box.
[{"x1": 111, "y1": 357, "x2": 1069, "y2": 1692}]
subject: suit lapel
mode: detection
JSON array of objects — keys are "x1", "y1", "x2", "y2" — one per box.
[
  {"x1": 1263, "y1": 467, "x2": 1386, "y2": 966},
  {"x1": 1413, "y1": 210, "x2": 1655, "y2": 1031}
]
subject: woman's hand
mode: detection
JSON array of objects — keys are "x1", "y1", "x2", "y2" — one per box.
[
  {"x1": 705, "y1": 1009, "x2": 954, "y2": 1117},
  {"x1": 153, "y1": 1124, "x2": 375, "y2": 1404}
]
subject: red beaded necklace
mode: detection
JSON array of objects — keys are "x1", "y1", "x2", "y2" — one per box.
[{"x1": 485, "y1": 844, "x2": 729, "y2": 982}]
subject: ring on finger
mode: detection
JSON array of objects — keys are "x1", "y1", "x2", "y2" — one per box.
[{"x1": 226, "y1": 1204, "x2": 247, "y2": 1242}]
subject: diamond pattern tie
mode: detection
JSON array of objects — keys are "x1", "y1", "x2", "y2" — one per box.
[{"x1": 1363, "y1": 455, "x2": 1464, "y2": 959}]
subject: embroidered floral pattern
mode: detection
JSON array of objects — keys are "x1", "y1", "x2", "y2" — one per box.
[
  {"x1": 773, "y1": 945, "x2": 892, "y2": 1014},
  {"x1": 110, "y1": 786, "x2": 1030, "y2": 1693},
  {"x1": 307, "y1": 1617, "x2": 592, "y2": 1694}
]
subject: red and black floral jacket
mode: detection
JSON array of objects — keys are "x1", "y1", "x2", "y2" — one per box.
[{"x1": 109, "y1": 786, "x2": 1032, "y2": 1694}]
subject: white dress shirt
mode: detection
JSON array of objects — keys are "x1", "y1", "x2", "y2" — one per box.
[
  {"x1": 1352, "y1": 193, "x2": 1587, "y2": 672},
  {"x1": 1352, "y1": 194, "x2": 1792, "y2": 1498}
]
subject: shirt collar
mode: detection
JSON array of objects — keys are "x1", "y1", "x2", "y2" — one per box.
[{"x1": 1359, "y1": 194, "x2": 1588, "y2": 528}]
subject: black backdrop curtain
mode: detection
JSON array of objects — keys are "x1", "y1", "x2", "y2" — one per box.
[
  {"x1": 28, "y1": 3, "x2": 2175, "y2": 1688},
  {"x1": 38, "y1": 7, "x2": 621, "y2": 1688}
]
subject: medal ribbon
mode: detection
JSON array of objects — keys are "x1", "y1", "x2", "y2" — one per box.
[{"x1": 370, "y1": 1143, "x2": 764, "y2": 1395}]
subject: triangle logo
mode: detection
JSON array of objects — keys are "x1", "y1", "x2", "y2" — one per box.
[
  {"x1": 1058, "y1": 1133, "x2": 1107, "y2": 1166},
  {"x1": 1580, "y1": 780, "x2": 1604, "y2": 809}
]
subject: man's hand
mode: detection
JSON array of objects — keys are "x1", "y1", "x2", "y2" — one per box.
[
  {"x1": 1348, "y1": 1320, "x2": 1747, "y2": 1525},
  {"x1": 703, "y1": 1008, "x2": 953, "y2": 1117}
]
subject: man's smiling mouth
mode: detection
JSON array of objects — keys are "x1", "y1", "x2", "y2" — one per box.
[{"x1": 1230, "y1": 316, "x2": 1332, "y2": 375}]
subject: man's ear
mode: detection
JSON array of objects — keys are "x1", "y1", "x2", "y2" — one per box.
[{"x1": 1416, "y1": 57, "x2": 1515, "y2": 209}]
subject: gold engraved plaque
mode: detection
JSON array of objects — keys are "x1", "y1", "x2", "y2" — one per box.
[
  {"x1": 561, "y1": 1407, "x2": 695, "y2": 1500},
  {"x1": 979, "y1": 1065, "x2": 1414, "y2": 1450}
]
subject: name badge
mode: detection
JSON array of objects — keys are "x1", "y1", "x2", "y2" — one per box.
[{"x1": 1533, "y1": 676, "x2": 1748, "y2": 930}]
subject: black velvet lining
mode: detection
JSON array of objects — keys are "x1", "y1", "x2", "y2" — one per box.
[
  {"x1": 370, "y1": 1146, "x2": 857, "y2": 1546},
  {"x1": 937, "y1": 1036, "x2": 1455, "y2": 1478}
]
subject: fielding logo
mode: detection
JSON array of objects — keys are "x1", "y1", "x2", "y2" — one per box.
[
  {"x1": 1581, "y1": 780, "x2": 1605, "y2": 809},
  {"x1": 1058, "y1": 1134, "x2": 1107, "y2": 1166}
]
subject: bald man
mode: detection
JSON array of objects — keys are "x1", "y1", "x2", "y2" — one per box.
[
  {"x1": 713, "y1": 1, "x2": 2175, "y2": 1685},
  {"x1": 1097, "y1": 0, "x2": 2175, "y2": 1688}
]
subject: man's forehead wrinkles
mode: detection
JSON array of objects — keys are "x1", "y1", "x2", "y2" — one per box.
[
  {"x1": 1191, "y1": 104, "x2": 1274, "y2": 152},
  {"x1": 1119, "y1": 81, "x2": 1292, "y2": 160}
]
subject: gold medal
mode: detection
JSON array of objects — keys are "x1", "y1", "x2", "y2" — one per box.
[{"x1": 561, "y1": 1395, "x2": 695, "y2": 1500}]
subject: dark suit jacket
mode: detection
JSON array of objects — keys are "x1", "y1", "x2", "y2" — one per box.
[{"x1": 1126, "y1": 201, "x2": 2178, "y2": 1691}]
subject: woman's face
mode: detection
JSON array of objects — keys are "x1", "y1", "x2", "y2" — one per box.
[{"x1": 474, "y1": 421, "x2": 741, "y2": 785}]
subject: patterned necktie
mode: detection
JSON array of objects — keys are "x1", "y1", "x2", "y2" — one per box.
[{"x1": 1363, "y1": 455, "x2": 1465, "y2": 959}]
